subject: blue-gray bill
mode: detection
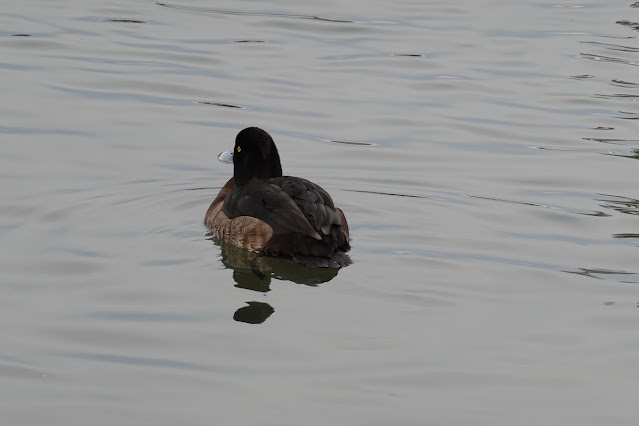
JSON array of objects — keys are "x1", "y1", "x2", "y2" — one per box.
[{"x1": 218, "y1": 151, "x2": 234, "y2": 164}]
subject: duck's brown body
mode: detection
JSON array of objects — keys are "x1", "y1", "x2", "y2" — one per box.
[
  {"x1": 205, "y1": 177, "x2": 274, "y2": 251},
  {"x1": 205, "y1": 127, "x2": 351, "y2": 267}
]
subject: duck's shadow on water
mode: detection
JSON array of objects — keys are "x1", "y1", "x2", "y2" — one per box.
[{"x1": 208, "y1": 236, "x2": 341, "y2": 324}]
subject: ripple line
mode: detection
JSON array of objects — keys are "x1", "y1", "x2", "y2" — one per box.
[
  {"x1": 156, "y1": 2, "x2": 353, "y2": 23},
  {"x1": 344, "y1": 189, "x2": 607, "y2": 216},
  {"x1": 198, "y1": 101, "x2": 244, "y2": 109},
  {"x1": 593, "y1": 93, "x2": 639, "y2": 100},
  {"x1": 581, "y1": 53, "x2": 639, "y2": 66},
  {"x1": 104, "y1": 19, "x2": 146, "y2": 24},
  {"x1": 580, "y1": 41, "x2": 639, "y2": 52},
  {"x1": 617, "y1": 20, "x2": 639, "y2": 31},
  {"x1": 596, "y1": 194, "x2": 639, "y2": 216},
  {"x1": 564, "y1": 268, "x2": 638, "y2": 283},
  {"x1": 611, "y1": 79, "x2": 639, "y2": 87},
  {"x1": 324, "y1": 139, "x2": 374, "y2": 146}
]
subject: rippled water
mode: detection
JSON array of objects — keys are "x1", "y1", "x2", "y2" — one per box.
[{"x1": 2, "y1": 1, "x2": 639, "y2": 424}]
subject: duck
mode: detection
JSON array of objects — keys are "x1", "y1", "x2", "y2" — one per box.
[{"x1": 205, "y1": 127, "x2": 351, "y2": 268}]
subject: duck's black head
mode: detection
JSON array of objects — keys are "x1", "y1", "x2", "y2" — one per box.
[{"x1": 233, "y1": 127, "x2": 283, "y2": 187}]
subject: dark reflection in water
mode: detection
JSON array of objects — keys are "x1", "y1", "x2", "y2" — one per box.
[
  {"x1": 210, "y1": 237, "x2": 340, "y2": 324},
  {"x1": 233, "y1": 302, "x2": 274, "y2": 324}
]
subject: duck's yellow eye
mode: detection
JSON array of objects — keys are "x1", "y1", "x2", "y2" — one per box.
[{"x1": 236, "y1": 146, "x2": 241, "y2": 153}]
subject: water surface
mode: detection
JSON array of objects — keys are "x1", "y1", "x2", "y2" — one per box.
[{"x1": 2, "y1": 1, "x2": 639, "y2": 425}]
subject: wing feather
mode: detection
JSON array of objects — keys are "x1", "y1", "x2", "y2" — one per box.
[
  {"x1": 222, "y1": 182, "x2": 321, "y2": 240},
  {"x1": 269, "y1": 176, "x2": 342, "y2": 236}
]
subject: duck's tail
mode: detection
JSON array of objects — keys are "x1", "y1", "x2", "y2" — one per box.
[{"x1": 265, "y1": 224, "x2": 351, "y2": 268}]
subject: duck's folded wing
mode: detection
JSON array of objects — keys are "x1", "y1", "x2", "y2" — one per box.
[
  {"x1": 270, "y1": 176, "x2": 341, "y2": 236},
  {"x1": 222, "y1": 182, "x2": 321, "y2": 240}
]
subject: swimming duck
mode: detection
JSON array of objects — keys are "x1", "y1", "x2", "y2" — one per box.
[{"x1": 205, "y1": 127, "x2": 351, "y2": 267}]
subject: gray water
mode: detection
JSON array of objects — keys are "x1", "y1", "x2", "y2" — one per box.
[{"x1": 2, "y1": 1, "x2": 639, "y2": 424}]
